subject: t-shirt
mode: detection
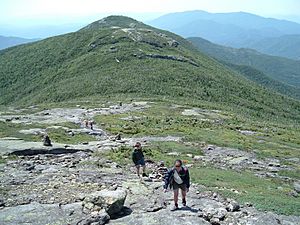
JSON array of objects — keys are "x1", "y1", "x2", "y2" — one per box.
[
  {"x1": 173, "y1": 169, "x2": 183, "y2": 184},
  {"x1": 132, "y1": 148, "x2": 144, "y2": 163}
]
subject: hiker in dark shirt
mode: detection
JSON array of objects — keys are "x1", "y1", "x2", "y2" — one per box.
[
  {"x1": 164, "y1": 159, "x2": 190, "y2": 210},
  {"x1": 132, "y1": 142, "x2": 147, "y2": 177}
]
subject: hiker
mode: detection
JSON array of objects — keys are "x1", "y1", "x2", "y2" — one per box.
[
  {"x1": 132, "y1": 142, "x2": 147, "y2": 177},
  {"x1": 163, "y1": 159, "x2": 190, "y2": 210},
  {"x1": 43, "y1": 134, "x2": 52, "y2": 146},
  {"x1": 84, "y1": 120, "x2": 89, "y2": 128},
  {"x1": 89, "y1": 120, "x2": 94, "y2": 130}
]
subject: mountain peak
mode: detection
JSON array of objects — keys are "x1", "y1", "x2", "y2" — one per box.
[{"x1": 81, "y1": 15, "x2": 145, "y2": 31}]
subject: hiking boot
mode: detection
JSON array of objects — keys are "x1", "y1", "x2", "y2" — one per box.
[
  {"x1": 171, "y1": 203, "x2": 179, "y2": 211},
  {"x1": 182, "y1": 198, "x2": 187, "y2": 207},
  {"x1": 142, "y1": 173, "x2": 147, "y2": 177}
]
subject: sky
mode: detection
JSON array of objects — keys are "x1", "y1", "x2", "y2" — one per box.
[{"x1": 0, "y1": 0, "x2": 300, "y2": 37}]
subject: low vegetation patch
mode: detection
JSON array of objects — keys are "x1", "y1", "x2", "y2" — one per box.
[{"x1": 192, "y1": 166, "x2": 300, "y2": 216}]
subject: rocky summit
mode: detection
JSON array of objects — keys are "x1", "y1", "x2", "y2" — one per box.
[{"x1": 0, "y1": 101, "x2": 299, "y2": 225}]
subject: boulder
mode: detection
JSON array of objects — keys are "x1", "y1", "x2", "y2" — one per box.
[
  {"x1": 210, "y1": 217, "x2": 220, "y2": 225},
  {"x1": 84, "y1": 189, "x2": 127, "y2": 216},
  {"x1": 202, "y1": 207, "x2": 227, "y2": 221},
  {"x1": 226, "y1": 201, "x2": 240, "y2": 212},
  {"x1": 215, "y1": 207, "x2": 228, "y2": 220},
  {"x1": 77, "y1": 212, "x2": 110, "y2": 225}
]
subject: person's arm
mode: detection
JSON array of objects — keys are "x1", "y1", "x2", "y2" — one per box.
[
  {"x1": 186, "y1": 168, "x2": 190, "y2": 189},
  {"x1": 163, "y1": 169, "x2": 172, "y2": 190},
  {"x1": 132, "y1": 151, "x2": 137, "y2": 164},
  {"x1": 141, "y1": 149, "x2": 144, "y2": 158}
]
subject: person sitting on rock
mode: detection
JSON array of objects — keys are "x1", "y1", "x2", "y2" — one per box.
[
  {"x1": 43, "y1": 134, "x2": 52, "y2": 146},
  {"x1": 163, "y1": 159, "x2": 190, "y2": 210},
  {"x1": 132, "y1": 142, "x2": 147, "y2": 177},
  {"x1": 149, "y1": 161, "x2": 169, "y2": 181},
  {"x1": 157, "y1": 161, "x2": 168, "y2": 178}
]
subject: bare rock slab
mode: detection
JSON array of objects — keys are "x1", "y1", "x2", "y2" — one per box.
[{"x1": 0, "y1": 202, "x2": 84, "y2": 225}]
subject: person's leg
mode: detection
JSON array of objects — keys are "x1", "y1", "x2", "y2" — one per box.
[
  {"x1": 171, "y1": 183, "x2": 180, "y2": 210},
  {"x1": 173, "y1": 189, "x2": 179, "y2": 208},
  {"x1": 181, "y1": 189, "x2": 187, "y2": 206},
  {"x1": 141, "y1": 158, "x2": 147, "y2": 176},
  {"x1": 136, "y1": 165, "x2": 140, "y2": 177}
]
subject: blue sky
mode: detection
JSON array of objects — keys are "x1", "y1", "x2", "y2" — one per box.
[{"x1": 1, "y1": 0, "x2": 300, "y2": 24}]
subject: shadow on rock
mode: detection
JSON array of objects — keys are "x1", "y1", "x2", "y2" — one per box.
[
  {"x1": 177, "y1": 206, "x2": 199, "y2": 213},
  {"x1": 110, "y1": 206, "x2": 133, "y2": 220}
]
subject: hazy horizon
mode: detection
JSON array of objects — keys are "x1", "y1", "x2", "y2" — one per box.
[{"x1": 1, "y1": 0, "x2": 300, "y2": 38}]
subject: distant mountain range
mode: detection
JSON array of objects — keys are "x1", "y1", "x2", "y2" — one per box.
[
  {"x1": 245, "y1": 34, "x2": 300, "y2": 60},
  {"x1": 188, "y1": 36, "x2": 300, "y2": 99},
  {"x1": 149, "y1": 10, "x2": 300, "y2": 60},
  {"x1": 0, "y1": 35, "x2": 38, "y2": 50}
]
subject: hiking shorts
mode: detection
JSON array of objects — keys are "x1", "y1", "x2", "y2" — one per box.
[
  {"x1": 173, "y1": 182, "x2": 187, "y2": 191},
  {"x1": 135, "y1": 158, "x2": 145, "y2": 166}
]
